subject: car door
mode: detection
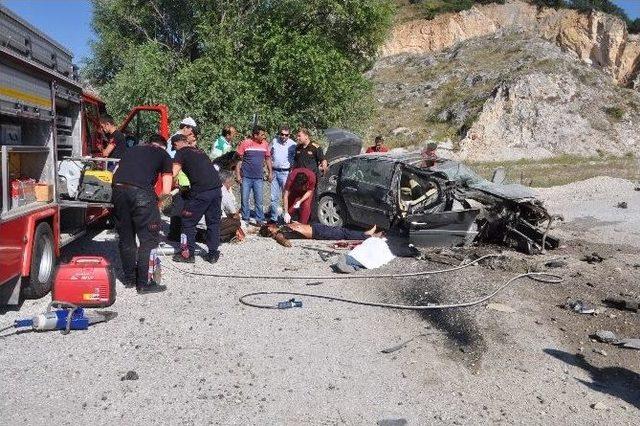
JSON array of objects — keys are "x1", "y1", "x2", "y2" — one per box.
[
  {"x1": 119, "y1": 105, "x2": 170, "y2": 146},
  {"x1": 338, "y1": 157, "x2": 397, "y2": 229}
]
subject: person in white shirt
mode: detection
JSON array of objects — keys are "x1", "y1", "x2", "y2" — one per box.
[
  {"x1": 268, "y1": 125, "x2": 297, "y2": 222},
  {"x1": 219, "y1": 170, "x2": 244, "y2": 242}
]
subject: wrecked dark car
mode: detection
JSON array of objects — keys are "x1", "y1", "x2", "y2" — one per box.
[{"x1": 316, "y1": 129, "x2": 560, "y2": 254}]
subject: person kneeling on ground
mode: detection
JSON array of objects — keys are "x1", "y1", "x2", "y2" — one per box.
[
  {"x1": 219, "y1": 170, "x2": 244, "y2": 242},
  {"x1": 282, "y1": 168, "x2": 315, "y2": 224}
]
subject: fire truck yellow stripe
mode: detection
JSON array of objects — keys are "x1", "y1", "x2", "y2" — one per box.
[{"x1": 0, "y1": 85, "x2": 52, "y2": 109}]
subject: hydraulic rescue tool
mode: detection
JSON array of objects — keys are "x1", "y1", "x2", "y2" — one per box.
[{"x1": 1, "y1": 302, "x2": 117, "y2": 336}]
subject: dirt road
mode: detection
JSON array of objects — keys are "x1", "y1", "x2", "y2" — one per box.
[{"x1": 1, "y1": 177, "x2": 638, "y2": 424}]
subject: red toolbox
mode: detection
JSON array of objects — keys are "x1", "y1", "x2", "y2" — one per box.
[{"x1": 52, "y1": 256, "x2": 116, "y2": 307}]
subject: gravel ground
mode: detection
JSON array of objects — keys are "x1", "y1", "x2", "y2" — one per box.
[{"x1": 1, "y1": 177, "x2": 639, "y2": 424}]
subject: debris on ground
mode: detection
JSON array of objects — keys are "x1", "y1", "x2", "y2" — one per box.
[
  {"x1": 486, "y1": 303, "x2": 516, "y2": 313},
  {"x1": 614, "y1": 338, "x2": 640, "y2": 350},
  {"x1": 581, "y1": 252, "x2": 605, "y2": 264},
  {"x1": 544, "y1": 259, "x2": 568, "y2": 268},
  {"x1": 565, "y1": 299, "x2": 596, "y2": 315},
  {"x1": 603, "y1": 297, "x2": 639, "y2": 312},
  {"x1": 592, "y1": 348, "x2": 608, "y2": 356},
  {"x1": 120, "y1": 371, "x2": 139, "y2": 381},
  {"x1": 590, "y1": 402, "x2": 609, "y2": 411},
  {"x1": 592, "y1": 330, "x2": 617, "y2": 343},
  {"x1": 616, "y1": 201, "x2": 628, "y2": 209}
]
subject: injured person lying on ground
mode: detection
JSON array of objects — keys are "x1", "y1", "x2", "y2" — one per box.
[{"x1": 259, "y1": 222, "x2": 383, "y2": 247}]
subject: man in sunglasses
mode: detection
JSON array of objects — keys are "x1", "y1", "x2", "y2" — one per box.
[{"x1": 268, "y1": 125, "x2": 296, "y2": 223}]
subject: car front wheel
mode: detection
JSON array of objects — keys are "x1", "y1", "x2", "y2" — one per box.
[{"x1": 317, "y1": 195, "x2": 345, "y2": 227}]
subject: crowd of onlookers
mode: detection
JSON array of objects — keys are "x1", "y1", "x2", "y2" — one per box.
[{"x1": 99, "y1": 113, "x2": 391, "y2": 292}]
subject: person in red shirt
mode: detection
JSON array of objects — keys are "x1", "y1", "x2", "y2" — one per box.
[
  {"x1": 282, "y1": 168, "x2": 316, "y2": 224},
  {"x1": 365, "y1": 136, "x2": 389, "y2": 154}
]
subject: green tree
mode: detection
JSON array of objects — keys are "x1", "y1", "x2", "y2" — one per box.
[{"x1": 85, "y1": 0, "x2": 395, "y2": 141}]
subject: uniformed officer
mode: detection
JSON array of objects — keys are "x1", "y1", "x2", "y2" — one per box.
[
  {"x1": 171, "y1": 134, "x2": 223, "y2": 263},
  {"x1": 293, "y1": 128, "x2": 326, "y2": 221},
  {"x1": 293, "y1": 128, "x2": 327, "y2": 176},
  {"x1": 112, "y1": 133, "x2": 172, "y2": 294}
]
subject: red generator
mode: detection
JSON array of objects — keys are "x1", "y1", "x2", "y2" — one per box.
[{"x1": 52, "y1": 257, "x2": 116, "y2": 307}]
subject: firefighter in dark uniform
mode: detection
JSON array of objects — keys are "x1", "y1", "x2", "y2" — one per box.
[
  {"x1": 99, "y1": 114, "x2": 127, "y2": 163},
  {"x1": 293, "y1": 128, "x2": 327, "y2": 221},
  {"x1": 112, "y1": 133, "x2": 173, "y2": 294},
  {"x1": 171, "y1": 134, "x2": 223, "y2": 263}
]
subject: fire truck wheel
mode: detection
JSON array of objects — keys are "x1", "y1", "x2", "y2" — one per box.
[{"x1": 21, "y1": 222, "x2": 55, "y2": 299}]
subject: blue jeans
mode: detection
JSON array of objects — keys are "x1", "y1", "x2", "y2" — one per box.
[
  {"x1": 269, "y1": 170, "x2": 289, "y2": 221},
  {"x1": 241, "y1": 177, "x2": 264, "y2": 223}
]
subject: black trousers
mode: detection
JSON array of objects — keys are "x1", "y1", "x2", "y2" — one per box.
[
  {"x1": 311, "y1": 223, "x2": 367, "y2": 240},
  {"x1": 112, "y1": 185, "x2": 161, "y2": 286},
  {"x1": 181, "y1": 187, "x2": 222, "y2": 255}
]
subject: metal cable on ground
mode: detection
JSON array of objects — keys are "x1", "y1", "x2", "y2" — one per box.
[
  {"x1": 238, "y1": 272, "x2": 563, "y2": 310},
  {"x1": 162, "y1": 253, "x2": 502, "y2": 281}
]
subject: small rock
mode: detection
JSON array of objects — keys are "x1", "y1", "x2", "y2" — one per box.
[
  {"x1": 616, "y1": 201, "x2": 628, "y2": 209},
  {"x1": 581, "y1": 253, "x2": 604, "y2": 264},
  {"x1": 377, "y1": 419, "x2": 408, "y2": 426},
  {"x1": 592, "y1": 330, "x2": 617, "y2": 343},
  {"x1": 590, "y1": 402, "x2": 609, "y2": 411},
  {"x1": 120, "y1": 370, "x2": 139, "y2": 381},
  {"x1": 487, "y1": 303, "x2": 516, "y2": 313},
  {"x1": 545, "y1": 259, "x2": 567, "y2": 268},
  {"x1": 391, "y1": 127, "x2": 411, "y2": 136},
  {"x1": 615, "y1": 338, "x2": 640, "y2": 350},
  {"x1": 593, "y1": 348, "x2": 608, "y2": 356}
]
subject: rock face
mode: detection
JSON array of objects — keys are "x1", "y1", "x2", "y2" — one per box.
[
  {"x1": 370, "y1": 33, "x2": 640, "y2": 161},
  {"x1": 382, "y1": 0, "x2": 640, "y2": 87},
  {"x1": 459, "y1": 72, "x2": 640, "y2": 161}
]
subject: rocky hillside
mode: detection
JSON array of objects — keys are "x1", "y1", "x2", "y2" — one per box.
[{"x1": 369, "y1": 0, "x2": 640, "y2": 161}]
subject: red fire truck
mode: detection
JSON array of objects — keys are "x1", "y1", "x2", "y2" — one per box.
[{"x1": 0, "y1": 6, "x2": 170, "y2": 303}]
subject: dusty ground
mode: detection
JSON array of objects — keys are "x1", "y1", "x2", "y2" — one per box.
[{"x1": 1, "y1": 177, "x2": 639, "y2": 424}]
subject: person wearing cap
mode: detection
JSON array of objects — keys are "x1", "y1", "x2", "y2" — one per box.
[
  {"x1": 365, "y1": 136, "x2": 389, "y2": 153},
  {"x1": 167, "y1": 116, "x2": 198, "y2": 158},
  {"x1": 171, "y1": 133, "x2": 223, "y2": 264},
  {"x1": 112, "y1": 133, "x2": 172, "y2": 294},
  {"x1": 268, "y1": 125, "x2": 296, "y2": 223},
  {"x1": 235, "y1": 125, "x2": 273, "y2": 225},
  {"x1": 166, "y1": 117, "x2": 198, "y2": 241},
  {"x1": 210, "y1": 125, "x2": 237, "y2": 160}
]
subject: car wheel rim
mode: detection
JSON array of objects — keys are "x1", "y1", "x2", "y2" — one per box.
[
  {"x1": 38, "y1": 236, "x2": 53, "y2": 283},
  {"x1": 319, "y1": 198, "x2": 342, "y2": 226}
]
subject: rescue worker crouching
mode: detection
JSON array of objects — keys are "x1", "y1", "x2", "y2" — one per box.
[
  {"x1": 171, "y1": 134, "x2": 223, "y2": 264},
  {"x1": 112, "y1": 133, "x2": 172, "y2": 294}
]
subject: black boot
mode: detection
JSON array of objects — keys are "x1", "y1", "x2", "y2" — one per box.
[{"x1": 203, "y1": 250, "x2": 221, "y2": 264}]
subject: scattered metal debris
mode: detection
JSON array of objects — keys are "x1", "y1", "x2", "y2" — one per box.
[
  {"x1": 565, "y1": 299, "x2": 596, "y2": 315},
  {"x1": 120, "y1": 370, "x2": 139, "y2": 381},
  {"x1": 581, "y1": 252, "x2": 605, "y2": 264},
  {"x1": 615, "y1": 338, "x2": 640, "y2": 350}
]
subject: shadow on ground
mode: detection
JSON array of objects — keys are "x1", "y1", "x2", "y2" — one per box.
[{"x1": 544, "y1": 348, "x2": 640, "y2": 410}]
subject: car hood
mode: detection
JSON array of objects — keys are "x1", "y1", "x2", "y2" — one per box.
[
  {"x1": 431, "y1": 159, "x2": 537, "y2": 201},
  {"x1": 323, "y1": 128, "x2": 363, "y2": 163}
]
